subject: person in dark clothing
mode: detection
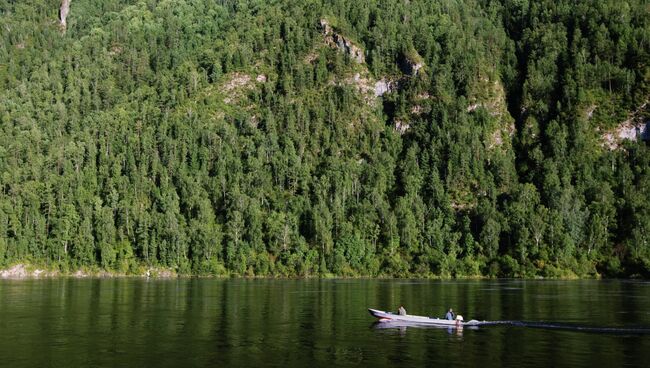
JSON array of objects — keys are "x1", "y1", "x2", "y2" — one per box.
[{"x1": 445, "y1": 308, "x2": 455, "y2": 320}]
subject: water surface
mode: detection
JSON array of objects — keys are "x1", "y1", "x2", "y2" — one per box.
[{"x1": 1, "y1": 279, "x2": 649, "y2": 367}]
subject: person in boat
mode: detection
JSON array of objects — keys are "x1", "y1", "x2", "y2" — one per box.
[
  {"x1": 398, "y1": 305, "x2": 407, "y2": 315},
  {"x1": 445, "y1": 308, "x2": 455, "y2": 320}
]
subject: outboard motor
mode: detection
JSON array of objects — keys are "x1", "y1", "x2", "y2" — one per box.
[{"x1": 455, "y1": 315, "x2": 464, "y2": 328}]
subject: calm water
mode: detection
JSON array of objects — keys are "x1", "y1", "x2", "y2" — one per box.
[{"x1": 1, "y1": 279, "x2": 649, "y2": 367}]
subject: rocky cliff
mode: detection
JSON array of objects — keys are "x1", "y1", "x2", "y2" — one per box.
[{"x1": 59, "y1": 0, "x2": 71, "y2": 30}]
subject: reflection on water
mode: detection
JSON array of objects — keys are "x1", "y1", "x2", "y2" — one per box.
[
  {"x1": 447, "y1": 326, "x2": 464, "y2": 341},
  {"x1": 370, "y1": 321, "x2": 466, "y2": 339},
  {"x1": 0, "y1": 279, "x2": 649, "y2": 368}
]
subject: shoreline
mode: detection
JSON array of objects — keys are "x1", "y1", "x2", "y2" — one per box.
[
  {"x1": 0, "y1": 263, "x2": 179, "y2": 280},
  {"x1": 0, "y1": 263, "x2": 617, "y2": 280}
]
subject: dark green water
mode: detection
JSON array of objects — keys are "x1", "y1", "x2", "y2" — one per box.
[{"x1": 1, "y1": 279, "x2": 649, "y2": 367}]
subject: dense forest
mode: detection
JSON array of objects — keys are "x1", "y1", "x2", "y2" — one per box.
[{"x1": 0, "y1": 0, "x2": 648, "y2": 277}]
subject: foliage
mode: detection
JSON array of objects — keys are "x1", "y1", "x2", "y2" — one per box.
[{"x1": 0, "y1": 0, "x2": 648, "y2": 277}]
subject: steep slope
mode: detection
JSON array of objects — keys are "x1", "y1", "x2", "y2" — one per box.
[{"x1": 0, "y1": 0, "x2": 648, "y2": 278}]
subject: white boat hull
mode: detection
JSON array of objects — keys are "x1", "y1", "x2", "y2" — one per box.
[{"x1": 368, "y1": 308, "x2": 480, "y2": 327}]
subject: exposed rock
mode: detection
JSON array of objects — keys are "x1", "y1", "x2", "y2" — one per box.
[
  {"x1": 330, "y1": 72, "x2": 395, "y2": 106},
  {"x1": 601, "y1": 103, "x2": 650, "y2": 150},
  {"x1": 374, "y1": 79, "x2": 394, "y2": 97},
  {"x1": 463, "y1": 73, "x2": 516, "y2": 150},
  {"x1": 466, "y1": 78, "x2": 509, "y2": 118},
  {"x1": 332, "y1": 33, "x2": 365, "y2": 63},
  {"x1": 467, "y1": 103, "x2": 480, "y2": 113},
  {"x1": 320, "y1": 19, "x2": 365, "y2": 63},
  {"x1": 256, "y1": 74, "x2": 267, "y2": 83},
  {"x1": 488, "y1": 122, "x2": 516, "y2": 150},
  {"x1": 399, "y1": 50, "x2": 424, "y2": 76},
  {"x1": 0, "y1": 264, "x2": 56, "y2": 278},
  {"x1": 319, "y1": 18, "x2": 332, "y2": 35},
  {"x1": 411, "y1": 105, "x2": 423, "y2": 114},
  {"x1": 585, "y1": 104, "x2": 597, "y2": 120},
  {"x1": 395, "y1": 120, "x2": 410, "y2": 134},
  {"x1": 223, "y1": 73, "x2": 251, "y2": 92},
  {"x1": 59, "y1": 0, "x2": 71, "y2": 30},
  {"x1": 450, "y1": 201, "x2": 474, "y2": 211},
  {"x1": 411, "y1": 62, "x2": 423, "y2": 75},
  {"x1": 220, "y1": 73, "x2": 256, "y2": 104},
  {"x1": 400, "y1": 59, "x2": 423, "y2": 76},
  {"x1": 602, "y1": 120, "x2": 649, "y2": 150},
  {"x1": 642, "y1": 123, "x2": 649, "y2": 140},
  {"x1": 73, "y1": 270, "x2": 89, "y2": 278},
  {"x1": 0, "y1": 264, "x2": 27, "y2": 278},
  {"x1": 146, "y1": 268, "x2": 176, "y2": 278}
]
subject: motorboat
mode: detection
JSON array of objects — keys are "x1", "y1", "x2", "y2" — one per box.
[{"x1": 368, "y1": 308, "x2": 480, "y2": 327}]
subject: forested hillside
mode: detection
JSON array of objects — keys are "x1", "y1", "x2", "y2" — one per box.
[{"x1": 1, "y1": 0, "x2": 648, "y2": 277}]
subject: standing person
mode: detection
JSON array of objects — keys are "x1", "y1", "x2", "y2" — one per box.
[
  {"x1": 445, "y1": 308, "x2": 455, "y2": 320},
  {"x1": 398, "y1": 305, "x2": 407, "y2": 315}
]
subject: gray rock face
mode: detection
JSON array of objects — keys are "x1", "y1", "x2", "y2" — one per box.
[
  {"x1": 60, "y1": 0, "x2": 71, "y2": 29},
  {"x1": 641, "y1": 121, "x2": 649, "y2": 141},
  {"x1": 602, "y1": 120, "x2": 649, "y2": 149},
  {"x1": 320, "y1": 19, "x2": 365, "y2": 64},
  {"x1": 599, "y1": 102, "x2": 649, "y2": 149},
  {"x1": 319, "y1": 19, "x2": 332, "y2": 35},
  {"x1": 399, "y1": 57, "x2": 423, "y2": 76},
  {"x1": 332, "y1": 33, "x2": 364, "y2": 64},
  {"x1": 616, "y1": 121, "x2": 649, "y2": 141},
  {"x1": 374, "y1": 79, "x2": 393, "y2": 97}
]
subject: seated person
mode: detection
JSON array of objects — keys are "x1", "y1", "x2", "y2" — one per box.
[
  {"x1": 445, "y1": 308, "x2": 455, "y2": 320},
  {"x1": 398, "y1": 305, "x2": 407, "y2": 315}
]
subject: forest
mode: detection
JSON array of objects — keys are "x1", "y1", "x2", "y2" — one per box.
[{"x1": 0, "y1": 0, "x2": 648, "y2": 277}]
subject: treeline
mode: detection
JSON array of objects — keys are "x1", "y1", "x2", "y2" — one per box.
[{"x1": 0, "y1": 0, "x2": 648, "y2": 277}]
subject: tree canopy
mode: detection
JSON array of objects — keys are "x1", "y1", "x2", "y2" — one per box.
[{"x1": 0, "y1": 0, "x2": 648, "y2": 277}]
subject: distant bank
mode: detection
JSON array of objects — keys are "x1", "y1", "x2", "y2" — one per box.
[{"x1": 0, "y1": 262, "x2": 612, "y2": 280}]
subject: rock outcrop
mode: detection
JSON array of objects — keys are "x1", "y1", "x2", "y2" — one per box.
[
  {"x1": 329, "y1": 72, "x2": 398, "y2": 107},
  {"x1": 601, "y1": 103, "x2": 649, "y2": 150},
  {"x1": 602, "y1": 120, "x2": 649, "y2": 150},
  {"x1": 394, "y1": 120, "x2": 410, "y2": 134},
  {"x1": 59, "y1": 0, "x2": 71, "y2": 30},
  {"x1": 465, "y1": 74, "x2": 515, "y2": 150},
  {"x1": 373, "y1": 79, "x2": 394, "y2": 97},
  {"x1": 320, "y1": 19, "x2": 365, "y2": 64},
  {"x1": 221, "y1": 73, "x2": 252, "y2": 104},
  {"x1": 331, "y1": 33, "x2": 365, "y2": 63},
  {"x1": 319, "y1": 19, "x2": 332, "y2": 36},
  {"x1": 399, "y1": 49, "x2": 424, "y2": 76},
  {"x1": 0, "y1": 264, "x2": 56, "y2": 278},
  {"x1": 466, "y1": 77, "x2": 509, "y2": 118},
  {"x1": 401, "y1": 59, "x2": 423, "y2": 76}
]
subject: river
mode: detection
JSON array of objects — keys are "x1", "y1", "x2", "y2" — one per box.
[{"x1": 1, "y1": 279, "x2": 649, "y2": 367}]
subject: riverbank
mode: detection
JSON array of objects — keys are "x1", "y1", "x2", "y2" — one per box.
[
  {"x1": 0, "y1": 262, "x2": 599, "y2": 280},
  {"x1": 0, "y1": 263, "x2": 178, "y2": 279}
]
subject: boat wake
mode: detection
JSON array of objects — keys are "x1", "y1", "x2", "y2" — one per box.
[{"x1": 473, "y1": 320, "x2": 650, "y2": 335}]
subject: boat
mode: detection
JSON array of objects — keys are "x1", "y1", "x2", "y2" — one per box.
[{"x1": 368, "y1": 308, "x2": 481, "y2": 327}]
